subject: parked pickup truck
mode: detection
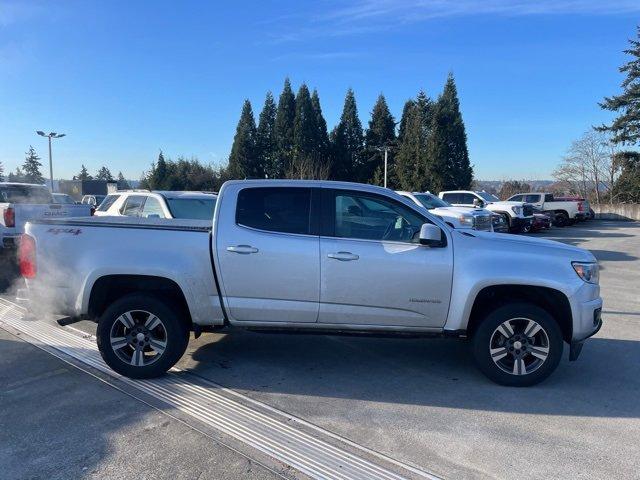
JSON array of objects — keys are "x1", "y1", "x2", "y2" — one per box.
[
  {"x1": 439, "y1": 190, "x2": 534, "y2": 233},
  {"x1": 396, "y1": 191, "x2": 494, "y2": 231},
  {"x1": 507, "y1": 193, "x2": 584, "y2": 226},
  {"x1": 19, "y1": 180, "x2": 603, "y2": 386},
  {"x1": 1, "y1": 182, "x2": 92, "y2": 249}
]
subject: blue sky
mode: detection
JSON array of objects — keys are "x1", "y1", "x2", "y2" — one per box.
[{"x1": 0, "y1": 1, "x2": 638, "y2": 181}]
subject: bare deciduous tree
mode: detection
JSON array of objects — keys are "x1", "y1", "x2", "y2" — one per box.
[{"x1": 554, "y1": 131, "x2": 615, "y2": 205}]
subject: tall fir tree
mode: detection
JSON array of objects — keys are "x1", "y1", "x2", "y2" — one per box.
[
  {"x1": 330, "y1": 88, "x2": 364, "y2": 181},
  {"x1": 76, "y1": 164, "x2": 92, "y2": 181},
  {"x1": 0, "y1": 160, "x2": 4, "y2": 181},
  {"x1": 364, "y1": 94, "x2": 396, "y2": 185},
  {"x1": 394, "y1": 91, "x2": 433, "y2": 191},
  {"x1": 273, "y1": 78, "x2": 296, "y2": 177},
  {"x1": 427, "y1": 74, "x2": 473, "y2": 191},
  {"x1": 311, "y1": 89, "x2": 330, "y2": 163},
  {"x1": 397, "y1": 99, "x2": 415, "y2": 144},
  {"x1": 256, "y1": 92, "x2": 277, "y2": 178},
  {"x1": 95, "y1": 166, "x2": 114, "y2": 181},
  {"x1": 227, "y1": 100, "x2": 258, "y2": 179},
  {"x1": 22, "y1": 146, "x2": 45, "y2": 184},
  {"x1": 117, "y1": 171, "x2": 131, "y2": 190},
  {"x1": 598, "y1": 27, "x2": 640, "y2": 145}
]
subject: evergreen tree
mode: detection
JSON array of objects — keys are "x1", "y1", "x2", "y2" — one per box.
[
  {"x1": 22, "y1": 146, "x2": 45, "y2": 184},
  {"x1": 95, "y1": 166, "x2": 114, "y2": 181},
  {"x1": 227, "y1": 100, "x2": 257, "y2": 179},
  {"x1": 273, "y1": 78, "x2": 296, "y2": 177},
  {"x1": 8, "y1": 167, "x2": 25, "y2": 182},
  {"x1": 394, "y1": 91, "x2": 433, "y2": 191},
  {"x1": 76, "y1": 164, "x2": 92, "y2": 181},
  {"x1": 256, "y1": 92, "x2": 277, "y2": 178},
  {"x1": 427, "y1": 74, "x2": 473, "y2": 191},
  {"x1": 117, "y1": 171, "x2": 131, "y2": 190},
  {"x1": 289, "y1": 84, "x2": 330, "y2": 179},
  {"x1": 330, "y1": 88, "x2": 364, "y2": 181},
  {"x1": 397, "y1": 99, "x2": 415, "y2": 144},
  {"x1": 311, "y1": 89, "x2": 330, "y2": 163},
  {"x1": 363, "y1": 94, "x2": 396, "y2": 185},
  {"x1": 152, "y1": 150, "x2": 168, "y2": 188},
  {"x1": 598, "y1": 27, "x2": 640, "y2": 145},
  {"x1": 0, "y1": 160, "x2": 4, "y2": 182}
]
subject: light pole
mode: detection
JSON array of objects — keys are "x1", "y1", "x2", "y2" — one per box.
[
  {"x1": 376, "y1": 145, "x2": 392, "y2": 188},
  {"x1": 36, "y1": 131, "x2": 66, "y2": 192}
]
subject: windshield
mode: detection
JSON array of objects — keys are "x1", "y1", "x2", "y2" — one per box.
[
  {"x1": 414, "y1": 193, "x2": 450, "y2": 209},
  {"x1": 0, "y1": 185, "x2": 53, "y2": 204},
  {"x1": 477, "y1": 191, "x2": 499, "y2": 202},
  {"x1": 166, "y1": 197, "x2": 217, "y2": 220}
]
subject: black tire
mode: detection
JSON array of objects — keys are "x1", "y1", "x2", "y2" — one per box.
[
  {"x1": 520, "y1": 223, "x2": 532, "y2": 234},
  {"x1": 96, "y1": 293, "x2": 190, "y2": 379},
  {"x1": 554, "y1": 212, "x2": 569, "y2": 227},
  {"x1": 472, "y1": 303, "x2": 563, "y2": 387}
]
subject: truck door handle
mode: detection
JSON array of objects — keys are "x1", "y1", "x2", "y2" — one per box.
[
  {"x1": 227, "y1": 245, "x2": 259, "y2": 254},
  {"x1": 327, "y1": 251, "x2": 359, "y2": 261}
]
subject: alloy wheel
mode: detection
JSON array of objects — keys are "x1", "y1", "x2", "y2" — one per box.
[
  {"x1": 109, "y1": 310, "x2": 168, "y2": 367},
  {"x1": 489, "y1": 318, "x2": 550, "y2": 376}
]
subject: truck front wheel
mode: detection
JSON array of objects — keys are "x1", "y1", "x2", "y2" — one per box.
[
  {"x1": 96, "y1": 294, "x2": 189, "y2": 379},
  {"x1": 472, "y1": 303, "x2": 563, "y2": 387}
]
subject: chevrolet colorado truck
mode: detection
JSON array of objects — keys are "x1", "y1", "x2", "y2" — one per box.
[{"x1": 19, "y1": 180, "x2": 603, "y2": 386}]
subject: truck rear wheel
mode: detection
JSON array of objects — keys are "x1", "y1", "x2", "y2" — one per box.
[
  {"x1": 555, "y1": 212, "x2": 569, "y2": 227},
  {"x1": 472, "y1": 303, "x2": 563, "y2": 387},
  {"x1": 96, "y1": 294, "x2": 189, "y2": 379}
]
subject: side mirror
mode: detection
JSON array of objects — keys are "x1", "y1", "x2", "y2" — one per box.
[
  {"x1": 473, "y1": 198, "x2": 484, "y2": 208},
  {"x1": 419, "y1": 223, "x2": 443, "y2": 247}
]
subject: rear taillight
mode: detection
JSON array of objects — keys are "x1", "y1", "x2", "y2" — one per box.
[
  {"x1": 577, "y1": 201, "x2": 584, "y2": 212},
  {"x1": 3, "y1": 207, "x2": 15, "y2": 227},
  {"x1": 19, "y1": 234, "x2": 37, "y2": 279}
]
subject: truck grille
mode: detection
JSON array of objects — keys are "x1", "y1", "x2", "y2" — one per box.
[
  {"x1": 523, "y1": 204, "x2": 534, "y2": 217},
  {"x1": 473, "y1": 215, "x2": 493, "y2": 231}
]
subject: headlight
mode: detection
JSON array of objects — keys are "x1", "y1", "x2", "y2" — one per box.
[
  {"x1": 572, "y1": 262, "x2": 599, "y2": 284},
  {"x1": 457, "y1": 215, "x2": 474, "y2": 227},
  {"x1": 511, "y1": 206, "x2": 522, "y2": 215}
]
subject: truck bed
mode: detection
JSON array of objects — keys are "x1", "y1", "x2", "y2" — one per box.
[{"x1": 31, "y1": 216, "x2": 212, "y2": 232}]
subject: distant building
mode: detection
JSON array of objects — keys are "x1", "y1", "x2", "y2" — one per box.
[{"x1": 58, "y1": 180, "x2": 118, "y2": 201}]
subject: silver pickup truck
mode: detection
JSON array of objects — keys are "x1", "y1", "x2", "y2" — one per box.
[
  {"x1": 20, "y1": 180, "x2": 603, "y2": 386},
  {"x1": 1, "y1": 182, "x2": 92, "y2": 249}
]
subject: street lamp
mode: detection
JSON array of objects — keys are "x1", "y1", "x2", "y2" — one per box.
[{"x1": 36, "y1": 131, "x2": 66, "y2": 192}]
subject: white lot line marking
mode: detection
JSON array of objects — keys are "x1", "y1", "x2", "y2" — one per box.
[{"x1": 0, "y1": 299, "x2": 440, "y2": 480}]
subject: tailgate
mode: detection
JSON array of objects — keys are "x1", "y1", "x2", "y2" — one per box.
[{"x1": 15, "y1": 204, "x2": 93, "y2": 232}]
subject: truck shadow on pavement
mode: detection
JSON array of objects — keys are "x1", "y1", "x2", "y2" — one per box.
[{"x1": 187, "y1": 330, "x2": 640, "y2": 419}]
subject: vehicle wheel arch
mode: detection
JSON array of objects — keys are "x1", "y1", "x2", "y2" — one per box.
[
  {"x1": 88, "y1": 274, "x2": 192, "y2": 329},
  {"x1": 466, "y1": 284, "x2": 572, "y2": 343}
]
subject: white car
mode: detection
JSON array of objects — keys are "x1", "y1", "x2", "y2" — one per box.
[
  {"x1": 95, "y1": 190, "x2": 217, "y2": 220},
  {"x1": 21, "y1": 180, "x2": 602, "y2": 387},
  {"x1": 397, "y1": 191, "x2": 493, "y2": 231},
  {"x1": 439, "y1": 190, "x2": 534, "y2": 233}
]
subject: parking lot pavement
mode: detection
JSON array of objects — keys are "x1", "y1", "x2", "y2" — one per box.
[
  {"x1": 0, "y1": 327, "x2": 283, "y2": 480},
  {"x1": 1, "y1": 220, "x2": 639, "y2": 479}
]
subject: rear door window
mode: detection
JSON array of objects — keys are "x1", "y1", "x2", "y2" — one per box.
[
  {"x1": 96, "y1": 194, "x2": 120, "y2": 212},
  {"x1": 441, "y1": 193, "x2": 459, "y2": 204},
  {"x1": 120, "y1": 195, "x2": 146, "y2": 217},
  {"x1": 525, "y1": 194, "x2": 541, "y2": 203},
  {"x1": 236, "y1": 187, "x2": 311, "y2": 235},
  {"x1": 140, "y1": 197, "x2": 166, "y2": 218}
]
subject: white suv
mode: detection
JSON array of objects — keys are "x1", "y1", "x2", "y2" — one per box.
[
  {"x1": 397, "y1": 191, "x2": 494, "y2": 231},
  {"x1": 95, "y1": 190, "x2": 217, "y2": 220},
  {"x1": 439, "y1": 190, "x2": 534, "y2": 233}
]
